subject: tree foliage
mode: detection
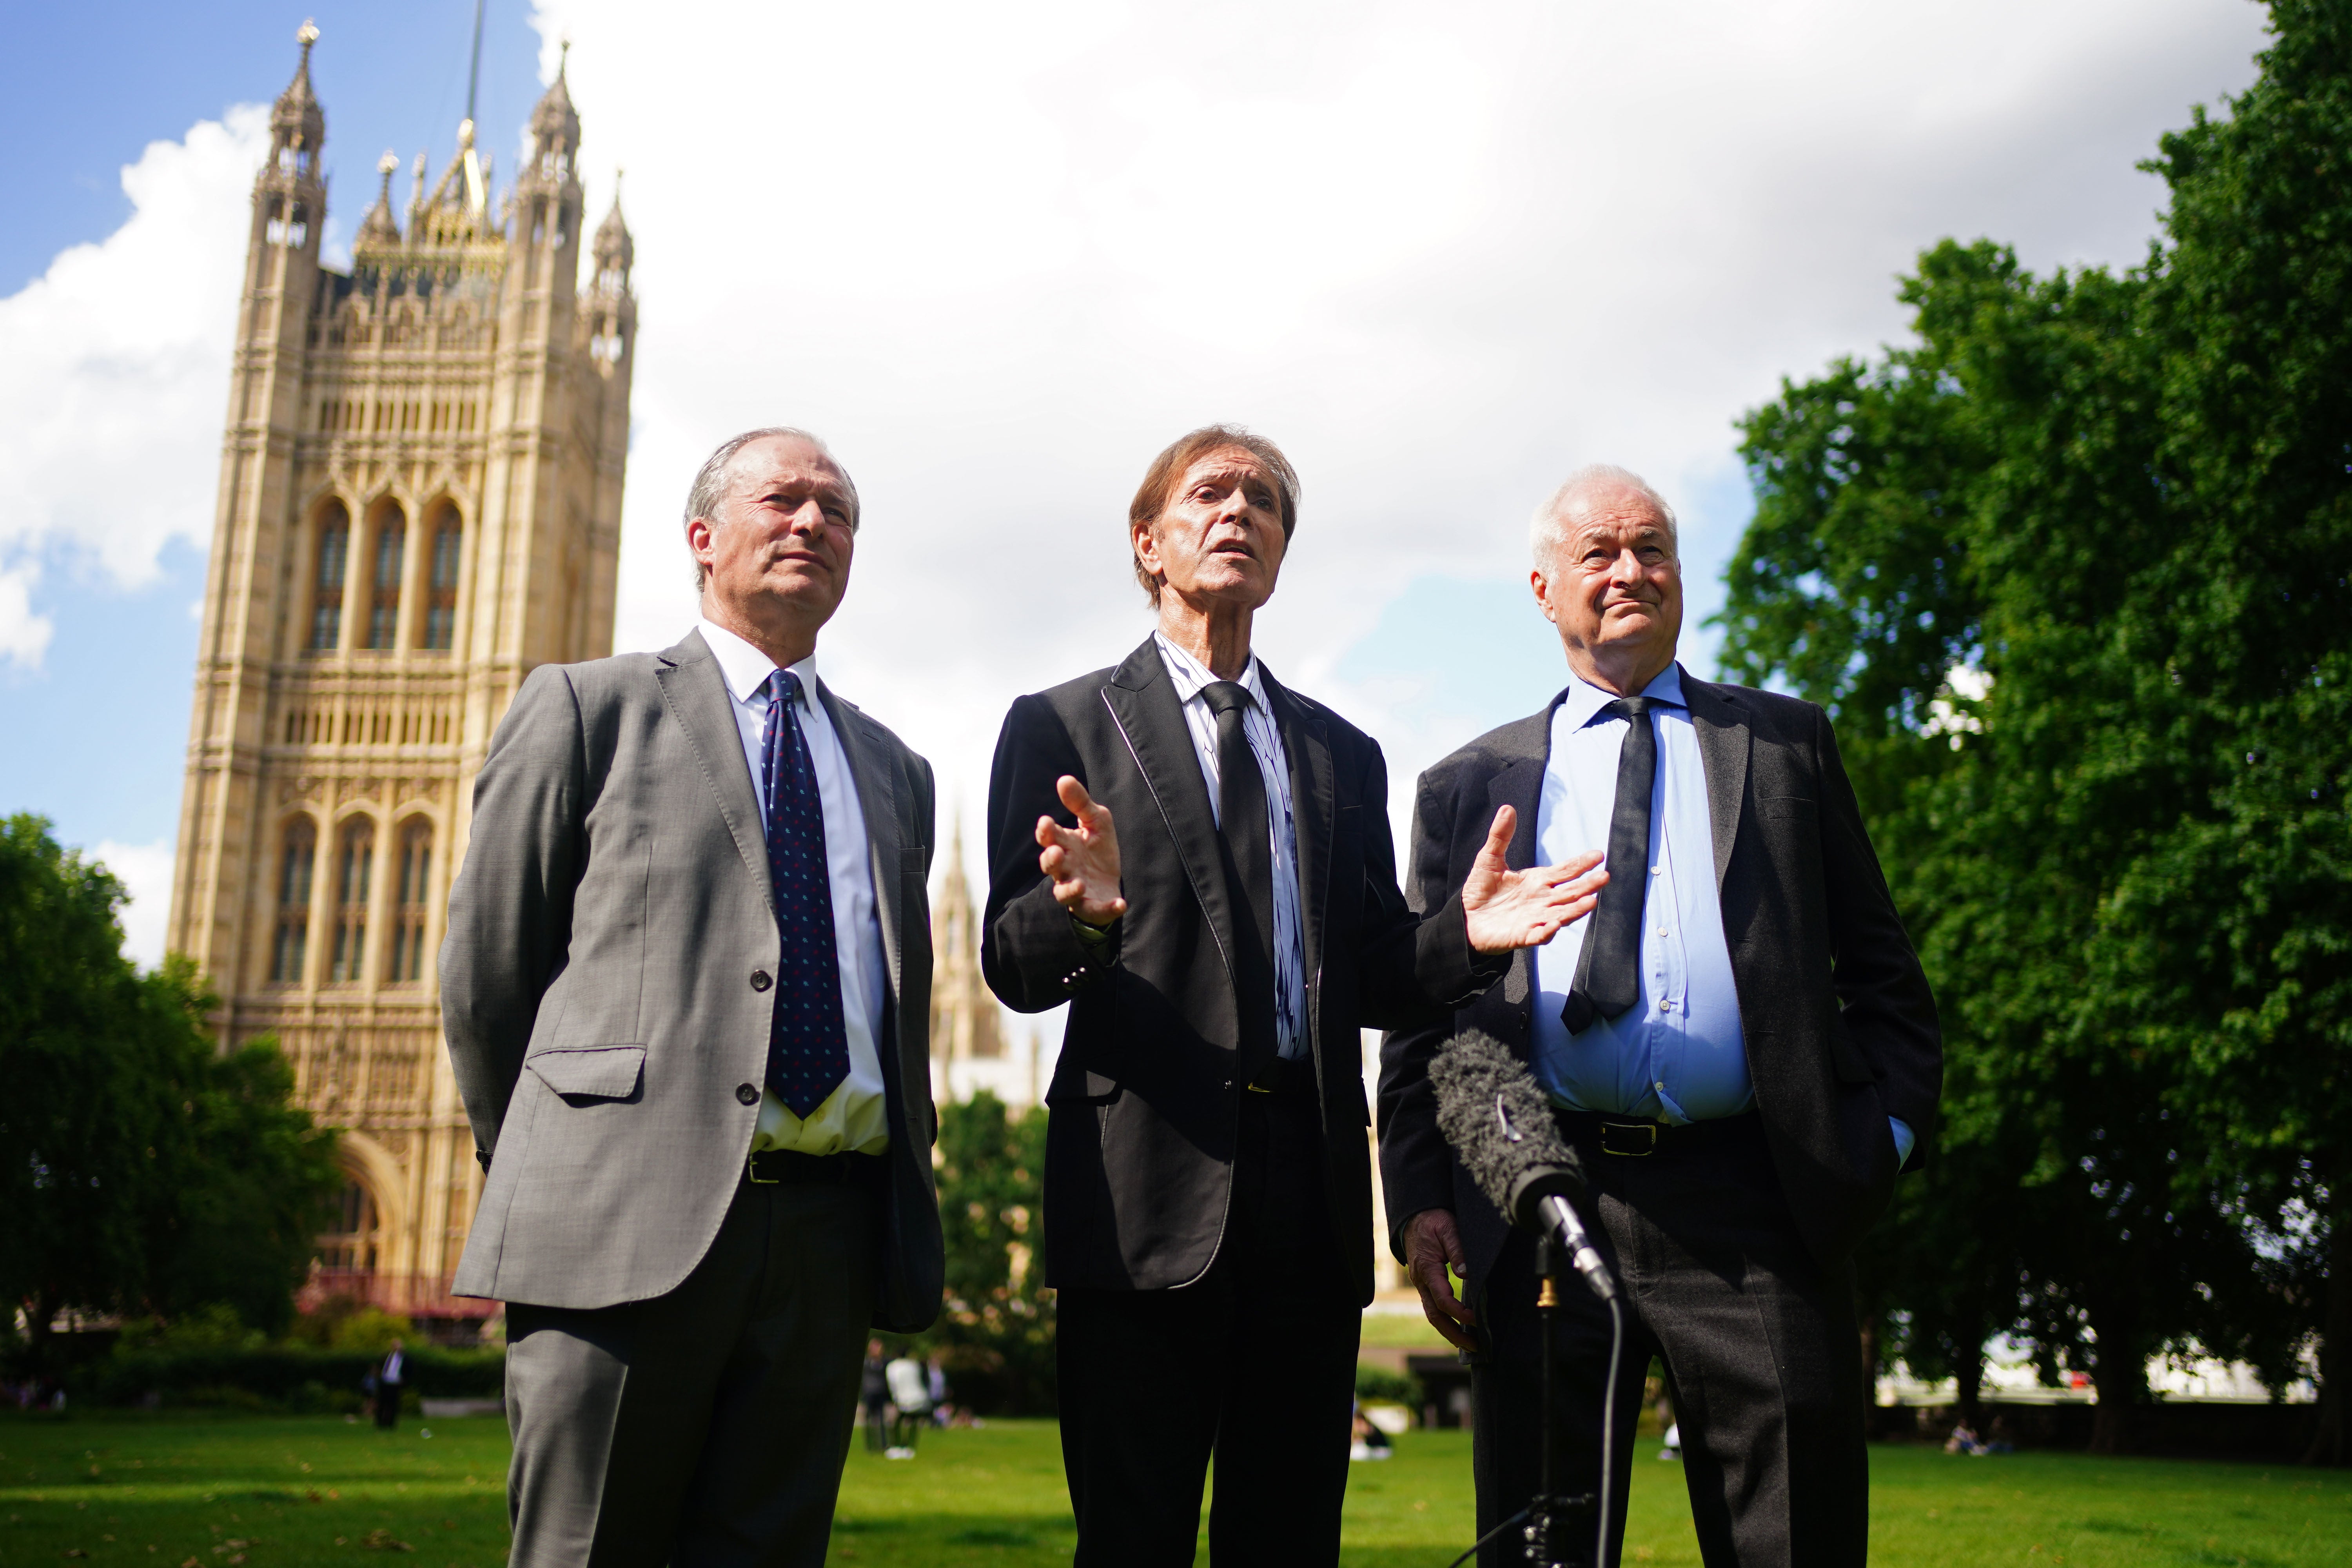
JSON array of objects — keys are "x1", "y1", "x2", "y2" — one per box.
[
  {"x1": 1718, "y1": 0, "x2": 2352, "y2": 1455},
  {"x1": 911, "y1": 1089, "x2": 1056, "y2": 1414},
  {"x1": 0, "y1": 815, "x2": 343, "y2": 1354}
]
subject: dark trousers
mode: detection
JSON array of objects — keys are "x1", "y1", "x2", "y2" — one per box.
[
  {"x1": 503, "y1": 1174, "x2": 880, "y2": 1568},
  {"x1": 374, "y1": 1382, "x2": 400, "y2": 1428},
  {"x1": 1471, "y1": 1116, "x2": 1867, "y2": 1568},
  {"x1": 1057, "y1": 1082, "x2": 1361, "y2": 1567}
]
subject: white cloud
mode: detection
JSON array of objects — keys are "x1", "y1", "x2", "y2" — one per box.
[
  {"x1": 94, "y1": 837, "x2": 176, "y2": 971},
  {"x1": 0, "y1": 103, "x2": 266, "y2": 667},
  {"x1": 520, "y1": 0, "x2": 2263, "y2": 869},
  {"x1": 0, "y1": 561, "x2": 53, "y2": 667}
]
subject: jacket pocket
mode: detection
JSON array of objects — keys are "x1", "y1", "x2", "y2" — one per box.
[{"x1": 524, "y1": 1044, "x2": 646, "y2": 1101}]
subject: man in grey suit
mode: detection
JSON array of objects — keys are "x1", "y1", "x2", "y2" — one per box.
[
  {"x1": 441, "y1": 427, "x2": 942, "y2": 1567},
  {"x1": 1378, "y1": 466, "x2": 1941, "y2": 1565}
]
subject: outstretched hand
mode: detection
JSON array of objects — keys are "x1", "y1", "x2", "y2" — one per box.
[
  {"x1": 1037, "y1": 775, "x2": 1126, "y2": 927},
  {"x1": 1460, "y1": 804, "x2": 1609, "y2": 954}
]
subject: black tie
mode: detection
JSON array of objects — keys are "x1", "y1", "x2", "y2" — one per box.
[
  {"x1": 1201, "y1": 681, "x2": 1278, "y2": 1071},
  {"x1": 1563, "y1": 696, "x2": 1656, "y2": 1035}
]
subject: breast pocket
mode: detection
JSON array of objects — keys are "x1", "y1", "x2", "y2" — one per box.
[{"x1": 524, "y1": 1044, "x2": 646, "y2": 1103}]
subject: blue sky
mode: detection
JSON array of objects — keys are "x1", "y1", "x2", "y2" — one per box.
[{"x1": 0, "y1": 0, "x2": 2272, "y2": 964}]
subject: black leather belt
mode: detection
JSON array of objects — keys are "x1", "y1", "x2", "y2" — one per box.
[
  {"x1": 1554, "y1": 1109, "x2": 1760, "y2": 1158},
  {"x1": 746, "y1": 1149, "x2": 887, "y2": 1187},
  {"x1": 1244, "y1": 1056, "x2": 1317, "y2": 1095}
]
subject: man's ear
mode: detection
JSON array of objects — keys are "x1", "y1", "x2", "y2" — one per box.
[{"x1": 1530, "y1": 566, "x2": 1560, "y2": 625}]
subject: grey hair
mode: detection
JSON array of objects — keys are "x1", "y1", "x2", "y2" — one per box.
[
  {"x1": 684, "y1": 426, "x2": 860, "y2": 592},
  {"x1": 1530, "y1": 463, "x2": 1679, "y2": 561}
]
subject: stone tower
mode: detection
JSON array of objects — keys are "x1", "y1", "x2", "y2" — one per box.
[
  {"x1": 163, "y1": 25, "x2": 635, "y2": 1329},
  {"x1": 927, "y1": 818, "x2": 1018, "y2": 1103}
]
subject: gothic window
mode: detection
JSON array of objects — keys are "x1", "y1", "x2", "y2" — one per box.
[
  {"x1": 328, "y1": 819, "x2": 374, "y2": 983},
  {"x1": 270, "y1": 819, "x2": 317, "y2": 983},
  {"x1": 425, "y1": 507, "x2": 462, "y2": 651},
  {"x1": 368, "y1": 507, "x2": 406, "y2": 649},
  {"x1": 389, "y1": 820, "x2": 432, "y2": 983},
  {"x1": 316, "y1": 1179, "x2": 379, "y2": 1272},
  {"x1": 310, "y1": 504, "x2": 349, "y2": 650}
]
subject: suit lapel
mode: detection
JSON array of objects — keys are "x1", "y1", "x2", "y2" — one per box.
[
  {"x1": 817, "y1": 678, "x2": 906, "y2": 1010},
  {"x1": 653, "y1": 629, "x2": 773, "y2": 910},
  {"x1": 1483, "y1": 702, "x2": 1559, "y2": 1031},
  {"x1": 1100, "y1": 637, "x2": 1241, "y2": 990},
  {"x1": 1682, "y1": 668, "x2": 1751, "y2": 891},
  {"x1": 1262, "y1": 670, "x2": 1333, "y2": 1017}
]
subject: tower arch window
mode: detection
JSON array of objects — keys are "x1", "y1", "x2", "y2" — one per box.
[
  {"x1": 389, "y1": 820, "x2": 432, "y2": 984},
  {"x1": 310, "y1": 503, "x2": 349, "y2": 651},
  {"x1": 425, "y1": 506, "x2": 462, "y2": 651},
  {"x1": 270, "y1": 818, "x2": 317, "y2": 983},
  {"x1": 367, "y1": 505, "x2": 406, "y2": 649},
  {"x1": 316, "y1": 1178, "x2": 380, "y2": 1272},
  {"x1": 328, "y1": 818, "x2": 375, "y2": 983}
]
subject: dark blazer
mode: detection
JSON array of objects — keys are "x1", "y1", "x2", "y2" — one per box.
[
  {"x1": 982, "y1": 637, "x2": 1508, "y2": 1303},
  {"x1": 442, "y1": 628, "x2": 944, "y2": 1332},
  {"x1": 1377, "y1": 670, "x2": 1940, "y2": 1289}
]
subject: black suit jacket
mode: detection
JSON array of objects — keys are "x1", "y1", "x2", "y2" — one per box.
[
  {"x1": 983, "y1": 637, "x2": 1509, "y2": 1303},
  {"x1": 1377, "y1": 670, "x2": 1941, "y2": 1290}
]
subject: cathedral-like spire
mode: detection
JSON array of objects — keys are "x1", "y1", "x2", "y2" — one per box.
[
  {"x1": 593, "y1": 170, "x2": 634, "y2": 279},
  {"x1": 529, "y1": 41, "x2": 581, "y2": 162},
  {"x1": 270, "y1": 20, "x2": 326, "y2": 163},
  {"x1": 356, "y1": 151, "x2": 402, "y2": 247}
]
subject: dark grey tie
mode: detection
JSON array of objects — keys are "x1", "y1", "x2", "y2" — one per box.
[
  {"x1": 1563, "y1": 696, "x2": 1656, "y2": 1034},
  {"x1": 1201, "y1": 681, "x2": 1278, "y2": 1071}
]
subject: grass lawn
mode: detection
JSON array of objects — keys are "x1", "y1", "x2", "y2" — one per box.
[{"x1": 5, "y1": 1411, "x2": 2349, "y2": 1566}]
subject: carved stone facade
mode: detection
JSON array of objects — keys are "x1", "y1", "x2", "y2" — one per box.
[{"x1": 164, "y1": 28, "x2": 634, "y2": 1325}]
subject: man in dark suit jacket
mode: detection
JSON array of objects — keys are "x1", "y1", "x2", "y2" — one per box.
[
  {"x1": 983, "y1": 425, "x2": 1606, "y2": 1567},
  {"x1": 442, "y1": 428, "x2": 942, "y2": 1567},
  {"x1": 1378, "y1": 465, "x2": 1941, "y2": 1566}
]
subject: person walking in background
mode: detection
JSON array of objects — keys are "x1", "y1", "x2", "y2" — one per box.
[
  {"x1": 373, "y1": 1338, "x2": 405, "y2": 1430},
  {"x1": 983, "y1": 425, "x2": 1607, "y2": 1566},
  {"x1": 441, "y1": 428, "x2": 944, "y2": 1568},
  {"x1": 1378, "y1": 465, "x2": 1942, "y2": 1565},
  {"x1": 860, "y1": 1340, "x2": 891, "y2": 1454},
  {"x1": 884, "y1": 1352, "x2": 930, "y2": 1458}
]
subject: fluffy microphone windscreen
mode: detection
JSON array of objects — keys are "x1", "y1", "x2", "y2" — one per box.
[{"x1": 1429, "y1": 1028, "x2": 1587, "y2": 1230}]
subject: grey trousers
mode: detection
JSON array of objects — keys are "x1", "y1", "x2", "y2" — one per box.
[
  {"x1": 503, "y1": 1175, "x2": 880, "y2": 1568},
  {"x1": 1470, "y1": 1116, "x2": 1869, "y2": 1568}
]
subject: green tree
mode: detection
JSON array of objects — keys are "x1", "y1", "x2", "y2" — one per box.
[
  {"x1": 1719, "y1": 0, "x2": 2352, "y2": 1454},
  {"x1": 0, "y1": 817, "x2": 342, "y2": 1357},
  {"x1": 918, "y1": 1090, "x2": 1056, "y2": 1414}
]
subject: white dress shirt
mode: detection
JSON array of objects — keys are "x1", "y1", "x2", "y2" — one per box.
[
  {"x1": 1153, "y1": 632, "x2": 1310, "y2": 1059},
  {"x1": 699, "y1": 619, "x2": 891, "y2": 1155}
]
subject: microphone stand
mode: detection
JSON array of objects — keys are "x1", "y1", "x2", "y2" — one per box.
[{"x1": 1526, "y1": 1235, "x2": 1597, "y2": 1568}]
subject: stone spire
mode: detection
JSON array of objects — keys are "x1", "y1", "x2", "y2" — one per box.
[
  {"x1": 356, "y1": 151, "x2": 402, "y2": 247},
  {"x1": 271, "y1": 20, "x2": 327, "y2": 162},
  {"x1": 529, "y1": 42, "x2": 582, "y2": 165},
  {"x1": 593, "y1": 171, "x2": 634, "y2": 280}
]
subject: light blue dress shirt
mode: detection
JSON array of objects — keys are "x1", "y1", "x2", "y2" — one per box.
[{"x1": 1530, "y1": 664, "x2": 1914, "y2": 1167}]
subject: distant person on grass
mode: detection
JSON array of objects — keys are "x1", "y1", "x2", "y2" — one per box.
[
  {"x1": 441, "y1": 428, "x2": 944, "y2": 1567},
  {"x1": 373, "y1": 1338, "x2": 405, "y2": 1430}
]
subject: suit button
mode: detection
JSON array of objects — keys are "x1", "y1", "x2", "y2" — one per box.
[
  {"x1": 750, "y1": 969, "x2": 773, "y2": 991},
  {"x1": 736, "y1": 1083, "x2": 760, "y2": 1106}
]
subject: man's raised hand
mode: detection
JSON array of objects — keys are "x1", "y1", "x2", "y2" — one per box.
[
  {"x1": 1037, "y1": 775, "x2": 1126, "y2": 927},
  {"x1": 1459, "y1": 804, "x2": 1609, "y2": 954}
]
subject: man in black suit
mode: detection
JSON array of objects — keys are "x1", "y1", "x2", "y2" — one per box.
[
  {"x1": 982, "y1": 425, "x2": 1607, "y2": 1566},
  {"x1": 1377, "y1": 465, "x2": 1941, "y2": 1565}
]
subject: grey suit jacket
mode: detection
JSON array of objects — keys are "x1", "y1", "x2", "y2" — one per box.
[
  {"x1": 441, "y1": 629, "x2": 944, "y2": 1330},
  {"x1": 1377, "y1": 670, "x2": 1942, "y2": 1287}
]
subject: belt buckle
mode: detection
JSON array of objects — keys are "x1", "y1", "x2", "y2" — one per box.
[
  {"x1": 747, "y1": 1152, "x2": 779, "y2": 1185},
  {"x1": 1598, "y1": 1120, "x2": 1658, "y2": 1158}
]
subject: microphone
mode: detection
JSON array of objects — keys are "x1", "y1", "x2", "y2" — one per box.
[{"x1": 1430, "y1": 1028, "x2": 1617, "y2": 1303}]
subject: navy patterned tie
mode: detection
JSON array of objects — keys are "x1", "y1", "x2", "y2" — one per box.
[{"x1": 761, "y1": 669, "x2": 851, "y2": 1117}]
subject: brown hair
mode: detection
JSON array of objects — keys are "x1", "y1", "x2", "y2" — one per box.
[{"x1": 1128, "y1": 424, "x2": 1301, "y2": 606}]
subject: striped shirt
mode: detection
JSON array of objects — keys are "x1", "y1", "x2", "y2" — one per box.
[{"x1": 1153, "y1": 632, "x2": 1309, "y2": 1059}]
